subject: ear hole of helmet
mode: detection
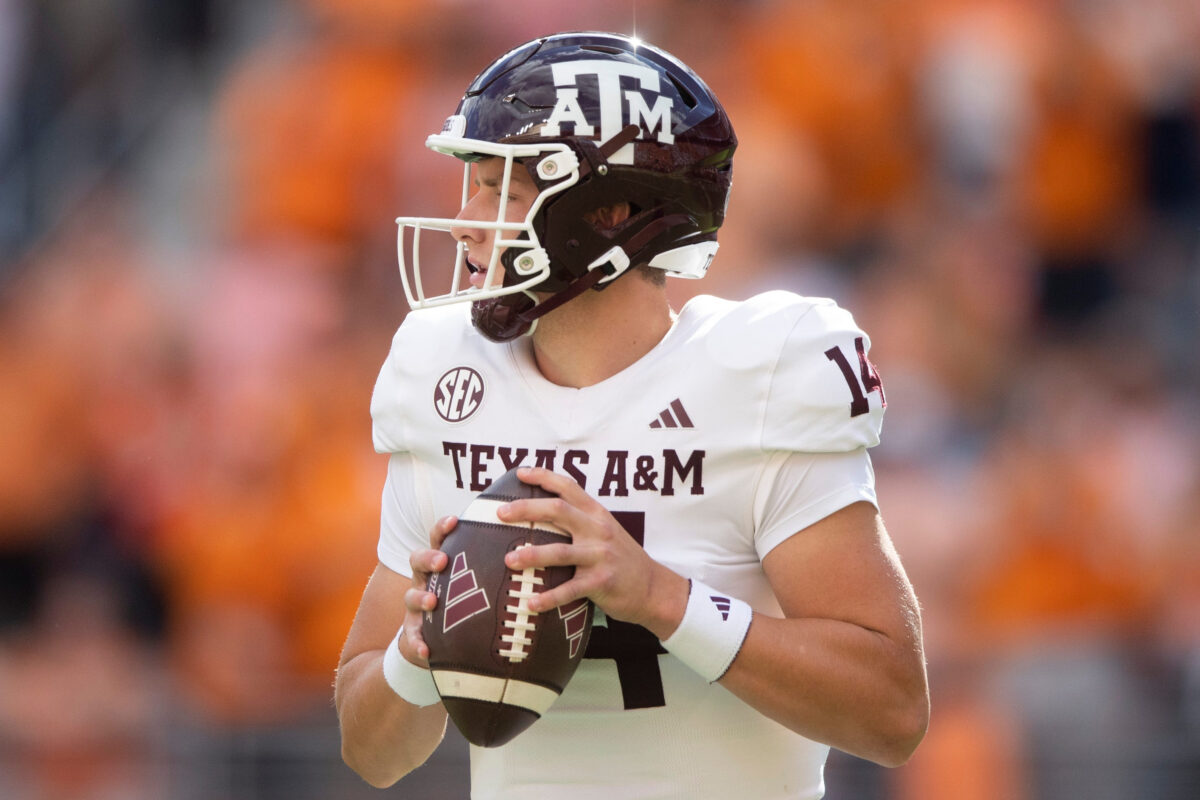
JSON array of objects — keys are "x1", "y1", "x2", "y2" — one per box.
[{"x1": 583, "y1": 202, "x2": 632, "y2": 232}]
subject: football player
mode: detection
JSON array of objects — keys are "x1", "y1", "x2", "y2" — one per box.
[{"x1": 335, "y1": 32, "x2": 929, "y2": 799}]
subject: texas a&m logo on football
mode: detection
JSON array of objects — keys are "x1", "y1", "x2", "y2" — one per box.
[
  {"x1": 434, "y1": 366, "x2": 485, "y2": 423},
  {"x1": 542, "y1": 59, "x2": 675, "y2": 165}
]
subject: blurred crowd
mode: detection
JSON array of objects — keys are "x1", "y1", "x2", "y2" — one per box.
[{"x1": 1, "y1": 1, "x2": 1198, "y2": 798}]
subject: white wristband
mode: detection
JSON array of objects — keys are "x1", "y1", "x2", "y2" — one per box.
[
  {"x1": 661, "y1": 579, "x2": 753, "y2": 682},
  {"x1": 382, "y1": 628, "x2": 441, "y2": 707}
]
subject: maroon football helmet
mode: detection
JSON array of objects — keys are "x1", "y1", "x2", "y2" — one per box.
[{"x1": 395, "y1": 32, "x2": 737, "y2": 341}]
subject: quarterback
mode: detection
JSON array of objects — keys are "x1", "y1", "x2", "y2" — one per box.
[{"x1": 335, "y1": 32, "x2": 929, "y2": 800}]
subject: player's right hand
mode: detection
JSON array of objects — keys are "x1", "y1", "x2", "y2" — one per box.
[{"x1": 400, "y1": 515, "x2": 456, "y2": 665}]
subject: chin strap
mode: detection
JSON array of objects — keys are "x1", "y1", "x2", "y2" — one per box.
[
  {"x1": 484, "y1": 210, "x2": 692, "y2": 341},
  {"x1": 471, "y1": 268, "x2": 607, "y2": 342},
  {"x1": 472, "y1": 267, "x2": 611, "y2": 343},
  {"x1": 516, "y1": 269, "x2": 607, "y2": 326},
  {"x1": 472, "y1": 126, "x2": 693, "y2": 343},
  {"x1": 576, "y1": 124, "x2": 642, "y2": 177}
]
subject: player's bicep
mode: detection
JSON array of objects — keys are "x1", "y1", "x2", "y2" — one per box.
[{"x1": 761, "y1": 502, "x2": 920, "y2": 646}]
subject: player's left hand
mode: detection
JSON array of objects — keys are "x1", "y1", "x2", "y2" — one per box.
[{"x1": 498, "y1": 467, "x2": 688, "y2": 638}]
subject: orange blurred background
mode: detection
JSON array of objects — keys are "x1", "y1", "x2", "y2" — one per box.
[{"x1": 1, "y1": 1, "x2": 1198, "y2": 798}]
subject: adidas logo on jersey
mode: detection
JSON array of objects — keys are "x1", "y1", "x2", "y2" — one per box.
[{"x1": 649, "y1": 398, "x2": 693, "y2": 430}]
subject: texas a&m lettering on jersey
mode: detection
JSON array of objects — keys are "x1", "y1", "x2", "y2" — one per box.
[{"x1": 441, "y1": 441, "x2": 706, "y2": 497}]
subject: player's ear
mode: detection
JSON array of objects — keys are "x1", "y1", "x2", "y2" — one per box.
[{"x1": 585, "y1": 202, "x2": 631, "y2": 231}]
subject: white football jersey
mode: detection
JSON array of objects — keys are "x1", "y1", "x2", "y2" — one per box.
[{"x1": 371, "y1": 290, "x2": 886, "y2": 800}]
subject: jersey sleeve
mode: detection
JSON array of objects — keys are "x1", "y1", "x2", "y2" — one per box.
[
  {"x1": 753, "y1": 447, "x2": 878, "y2": 559},
  {"x1": 378, "y1": 452, "x2": 435, "y2": 577},
  {"x1": 761, "y1": 296, "x2": 885, "y2": 453},
  {"x1": 370, "y1": 305, "x2": 473, "y2": 455},
  {"x1": 370, "y1": 324, "x2": 414, "y2": 455}
]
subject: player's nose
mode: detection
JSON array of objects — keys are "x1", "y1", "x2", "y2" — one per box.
[{"x1": 450, "y1": 193, "x2": 489, "y2": 246}]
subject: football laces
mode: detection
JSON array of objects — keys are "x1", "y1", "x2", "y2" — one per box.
[{"x1": 500, "y1": 543, "x2": 543, "y2": 662}]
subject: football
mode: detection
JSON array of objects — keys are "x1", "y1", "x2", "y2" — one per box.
[{"x1": 423, "y1": 468, "x2": 593, "y2": 747}]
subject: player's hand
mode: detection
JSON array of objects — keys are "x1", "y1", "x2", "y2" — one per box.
[
  {"x1": 400, "y1": 515, "x2": 456, "y2": 665},
  {"x1": 498, "y1": 467, "x2": 688, "y2": 639}
]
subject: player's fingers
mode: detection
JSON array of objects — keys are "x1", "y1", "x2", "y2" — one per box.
[
  {"x1": 429, "y1": 515, "x2": 458, "y2": 550},
  {"x1": 515, "y1": 466, "x2": 597, "y2": 509},
  {"x1": 409, "y1": 547, "x2": 449, "y2": 582},
  {"x1": 497, "y1": 496, "x2": 597, "y2": 541},
  {"x1": 503, "y1": 540, "x2": 591, "y2": 571},
  {"x1": 404, "y1": 585, "x2": 439, "y2": 614},
  {"x1": 400, "y1": 609, "x2": 431, "y2": 663},
  {"x1": 527, "y1": 577, "x2": 589, "y2": 614}
]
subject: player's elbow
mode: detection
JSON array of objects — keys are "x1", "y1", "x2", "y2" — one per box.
[
  {"x1": 340, "y1": 717, "x2": 445, "y2": 789},
  {"x1": 869, "y1": 688, "x2": 930, "y2": 767},
  {"x1": 342, "y1": 743, "x2": 407, "y2": 789},
  {"x1": 871, "y1": 637, "x2": 931, "y2": 767}
]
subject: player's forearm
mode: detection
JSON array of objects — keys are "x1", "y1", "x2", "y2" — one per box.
[
  {"x1": 720, "y1": 615, "x2": 929, "y2": 767},
  {"x1": 335, "y1": 651, "x2": 448, "y2": 787}
]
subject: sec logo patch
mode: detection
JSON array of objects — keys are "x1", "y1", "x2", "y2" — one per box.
[{"x1": 434, "y1": 367, "x2": 485, "y2": 423}]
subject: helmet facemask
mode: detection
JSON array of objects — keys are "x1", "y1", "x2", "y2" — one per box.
[
  {"x1": 397, "y1": 125, "x2": 658, "y2": 342},
  {"x1": 395, "y1": 134, "x2": 576, "y2": 318}
]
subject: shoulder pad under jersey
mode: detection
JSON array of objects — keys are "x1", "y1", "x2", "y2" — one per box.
[
  {"x1": 749, "y1": 291, "x2": 886, "y2": 453},
  {"x1": 371, "y1": 305, "x2": 475, "y2": 454}
]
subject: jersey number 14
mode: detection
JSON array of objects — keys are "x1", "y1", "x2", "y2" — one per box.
[{"x1": 825, "y1": 337, "x2": 886, "y2": 417}]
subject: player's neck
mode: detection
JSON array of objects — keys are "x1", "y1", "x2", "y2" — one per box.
[{"x1": 528, "y1": 278, "x2": 674, "y2": 388}]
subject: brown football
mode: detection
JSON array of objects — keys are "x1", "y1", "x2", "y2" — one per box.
[{"x1": 423, "y1": 468, "x2": 593, "y2": 747}]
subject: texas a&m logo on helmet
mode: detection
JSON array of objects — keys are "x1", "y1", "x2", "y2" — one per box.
[{"x1": 541, "y1": 59, "x2": 675, "y2": 164}]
